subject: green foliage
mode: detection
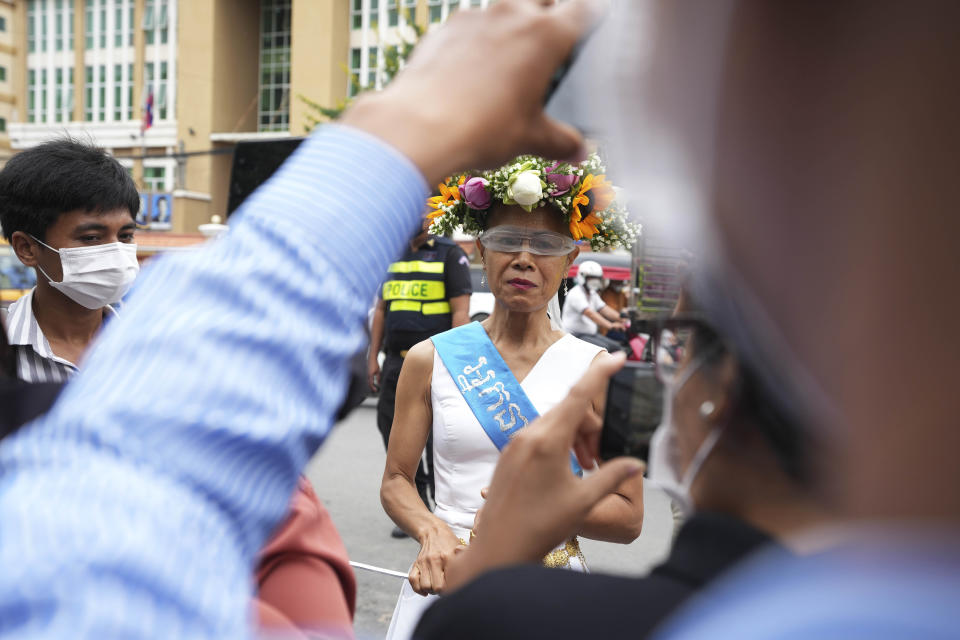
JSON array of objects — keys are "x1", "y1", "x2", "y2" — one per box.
[{"x1": 300, "y1": 10, "x2": 423, "y2": 132}]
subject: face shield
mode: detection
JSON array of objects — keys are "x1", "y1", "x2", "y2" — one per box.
[{"x1": 548, "y1": 0, "x2": 839, "y2": 436}]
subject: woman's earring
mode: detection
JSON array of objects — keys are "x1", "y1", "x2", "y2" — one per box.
[
  {"x1": 563, "y1": 280, "x2": 568, "y2": 296},
  {"x1": 699, "y1": 401, "x2": 716, "y2": 419},
  {"x1": 480, "y1": 269, "x2": 486, "y2": 287}
]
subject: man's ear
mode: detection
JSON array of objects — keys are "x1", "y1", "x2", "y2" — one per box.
[{"x1": 10, "y1": 231, "x2": 40, "y2": 267}]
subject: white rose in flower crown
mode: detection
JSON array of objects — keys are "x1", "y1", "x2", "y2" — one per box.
[{"x1": 507, "y1": 170, "x2": 544, "y2": 208}]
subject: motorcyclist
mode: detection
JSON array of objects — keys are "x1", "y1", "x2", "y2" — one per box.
[{"x1": 561, "y1": 260, "x2": 626, "y2": 352}]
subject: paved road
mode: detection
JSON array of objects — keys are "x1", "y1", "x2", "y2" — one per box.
[{"x1": 305, "y1": 398, "x2": 675, "y2": 639}]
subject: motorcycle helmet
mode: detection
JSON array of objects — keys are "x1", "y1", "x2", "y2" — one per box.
[{"x1": 576, "y1": 260, "x2": 607, "y2": 290}]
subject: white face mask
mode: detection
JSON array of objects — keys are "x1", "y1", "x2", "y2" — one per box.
[
  {"x1": 647, "y1": 351, "x2": 725, "y2": 517},
  {"x1": 32, "y1": 236, "x2": 140, "y2": 310},
  {"x1": 586, "y1": 278, "x2": 603, "y2": 292}
]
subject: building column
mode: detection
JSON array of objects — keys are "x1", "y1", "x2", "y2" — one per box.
[
  {"x1": 71, "y1": 0, "x2": 83, "y2": 122},
  {"x1": 289, "y1": 0, "x2": 349, "y2": 135},
  {"x1": 12, "y1": 0, "x2": 26, "y2": 126},
  {"x1": 132, "y1": 0, "x2": 146, "y2": 186}
]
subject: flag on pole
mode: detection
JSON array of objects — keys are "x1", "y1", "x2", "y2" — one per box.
[{"x1": 141, "y1": 88, "x2": 154, "y2": 134}]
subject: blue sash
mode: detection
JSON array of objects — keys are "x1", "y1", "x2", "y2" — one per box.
[{"x1": 432, "y1": 322, "x2": 582, "y2": 475}]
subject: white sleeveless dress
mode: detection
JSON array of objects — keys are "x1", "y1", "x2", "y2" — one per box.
[{"x1": 385, "y1": 331, "x2": 604, "y2": 640}]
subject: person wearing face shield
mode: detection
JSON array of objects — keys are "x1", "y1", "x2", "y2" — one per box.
[
  {"x1": 0, "y1": 139, "x2": 140, "y2": 383},
  {"x1": 561, "y1": 259, "x2": 627, "y2": 351},
  {"x1": 414, "y1": 286, "x2": 828, "y2": 640},
  {"x1": 381, "y1": 155, "x2": 644, "y2": 640}
]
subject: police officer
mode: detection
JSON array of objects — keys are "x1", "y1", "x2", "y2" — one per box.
[{"x1": 368, "y1": 223, "x2": 471, "y2": 538}]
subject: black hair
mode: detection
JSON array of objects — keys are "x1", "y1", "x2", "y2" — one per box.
[
  {"x1": 0, "y1": 139, "x2": 140, "y2": 242},
  {"x1": 689, "y1": 307, "x2": 813, "y2": 486}
]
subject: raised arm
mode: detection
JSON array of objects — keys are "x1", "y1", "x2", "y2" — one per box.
[{"x1": 0, "y1": 2, "x2": 599, "y2": 636}]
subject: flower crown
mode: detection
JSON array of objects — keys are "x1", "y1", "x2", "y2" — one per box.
[{"x1": 426, "y1": 153, "x2": 640, "y2": 251}]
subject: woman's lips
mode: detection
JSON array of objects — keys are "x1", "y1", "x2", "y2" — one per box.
[{"x1": 508, "y1": 278, "x2": 536, "y2": 290}]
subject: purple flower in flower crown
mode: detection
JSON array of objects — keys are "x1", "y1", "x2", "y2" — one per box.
[
  {"x1": 545, "y1": 162, "x2": 578, "y2": 196},
  {"x1": 459, "y1": 176, "x2": 492, "y2": 210}
]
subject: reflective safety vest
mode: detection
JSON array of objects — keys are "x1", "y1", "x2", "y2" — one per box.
[{"x1": 382, "y1": 237, "x2": 456, "y2": 351}]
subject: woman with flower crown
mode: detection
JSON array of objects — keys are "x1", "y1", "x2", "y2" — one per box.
[{"x1": 380, "y1": 154, "x2": 644, "y2": 639}]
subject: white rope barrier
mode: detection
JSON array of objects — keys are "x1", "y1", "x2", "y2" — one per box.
[{"x1": 349, "y1": 561, "x2": 408, "y2": 579}]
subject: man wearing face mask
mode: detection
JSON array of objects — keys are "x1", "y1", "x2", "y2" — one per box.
[
  {"x1": 0, "y1": 139, "x2": 140, "y2": 383},
  {"x1": 562, "y1": 260, "x2": 626, "y2": 350}
]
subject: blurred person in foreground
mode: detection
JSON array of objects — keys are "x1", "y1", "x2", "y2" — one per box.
[
  {"x1": 437, "y1": 2, "x2": 960, "y2": 639},
  {"x1": 0, "y1": 140, "x2": 140, "y2": 382},
  {"x1": 368, "y1": 217, "x2": 472, "y2": 539},
  {"x1": 381, "y1": 155, "x2": 643, "y2": 639},
  {"x1": 414, "y1": 287, "x2": 828, "y2": 639},
  {"x1": 0, "y1": 2, "x2": 637, "y2": 637},
  {"x1": 254, "y1": 478, "x2": 356, "y2": 640},
  {"x1": 626, "y1": 2, "x2": 960, "y2": 638}
]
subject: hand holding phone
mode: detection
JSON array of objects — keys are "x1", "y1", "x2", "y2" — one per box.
[{"x1": 600, "y1": 362, "x2": 664, "y2": 462}]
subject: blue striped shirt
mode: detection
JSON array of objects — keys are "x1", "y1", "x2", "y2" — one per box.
[{"x1": 0, "y1": 125, "x2": 427, "y2": 638}]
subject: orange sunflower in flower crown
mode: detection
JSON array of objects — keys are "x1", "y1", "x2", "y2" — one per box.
[
  {"x1": 569, "y1": 174, "x2": 615, "y2": 241},
  {"x1": 427, "y1": 175, "x2": 465, "y2": 219}
]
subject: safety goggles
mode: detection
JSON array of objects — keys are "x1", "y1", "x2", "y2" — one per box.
[{"x1": 478, "y1": 226, "x2": 576, "y2": 256}]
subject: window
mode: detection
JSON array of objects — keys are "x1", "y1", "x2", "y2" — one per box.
[
  {"x1": 27, "y1": 7, "x2": 35, "y2": 52},
  {"x1": 97, "y1": 65, "x2": 106, "y2": 122},
  {"x1": 368, "y1": 0, "x2": 378, "y2": 26},
  {"x1": 348, "y1": 48, "x2": 361, "y2": 97},
  {"x1": 85, "y1": 0, "x2": 93, "y2": 48},
  {"x1": 127, "y1": 64, "x2": 133, "y2": 119},
  {"x1": 68, "y1": 0, "x2": 74, "y2": 49},
  {"x1": 0, "y1": 16, "x2": 6, "y2": 32},
  {"x1": 388, "y1": 0, "x2": 398, "y2": 27},
  {"x1": 143, "y1": 0, "x2": 154, "y2": 45},
  {"x1": 0, "y1": 67, "x2": 5, "y2": 83},
  {"x1": 0, "y1": 118, "x2": 6, "y2": 133},
  {"x1": 143, "y1": 166, "x2": 166, "y2": 192},
  {"x1": 55, "y1": 68, "x2": 63, "y2": 122},
  {"x1": 428, "y1": 0, "x2": 442, "y2": 23},
  {"x1": 258, "y1": 0, "x2": 291, "y2": 132},
  {"x1": 28, "y1": 70, "x2": 36, "y2": 122},
  {"x1": 115, "y1": 5, "x2": 123, "y2": 46},
  {"x1": 84, "y1": 65, "x2": 93, "y2": 121},
  {"x1": 145, "y1": 61, "x2": 154, "y2": 113},
  {"x1": 158, "y1": 61, "x2": 167, "y2": 119},
  {"x1": 366, "y1": 46, "x2": 377, "y2": 89},
  {"x1": 40, "y1": 69, "x2": 47, "y2": 122},
  {"x1": 99, "y1": 1, "x2": 106, "y2": 48},
  {"x1": 348, "y1": 46, "x2": 379, "y2": 97},
  {"x1": 113, "y1": 64, "x2": 122, "y2": 120},
  {"x1": 65, "y1": 67, "x2": 74, "y2": 121},
  {"x1": 351, "y1": 0, "x2": 361, "y2": 29},
  {"x1": 40, "y1": 0, "x2": 48, "y2": 52},
  {"x1": 403, "y1": 0, "x2": 416, "y2": 23},
  {"x1": 158, "y1": 0, "x2": 168, "y2": 44},
  {"x1": 55, "y1": 0, "x2": 64, "y2": 51}
]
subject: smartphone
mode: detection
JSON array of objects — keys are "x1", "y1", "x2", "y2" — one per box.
[{"x1": 600, "y1": 361, "x2": 664, "y2": 462}]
